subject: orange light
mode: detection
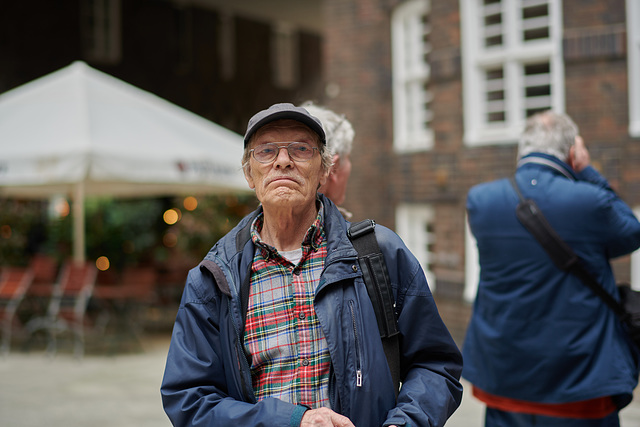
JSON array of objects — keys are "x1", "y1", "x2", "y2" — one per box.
[
  {"x1": 163, "y1": 208, "x2": 180, "y2": 225},
  {"x1": 183, "y1": 196, "x2": 198, "y2": 211},
  {"x1": 56, "y1": 199, "x2": 70, "y2": 217},
  {"x1": 96, "y1": 256, "x2": 110, "y2": 271}
]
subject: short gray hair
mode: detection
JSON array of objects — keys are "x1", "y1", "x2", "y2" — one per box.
[
  {"x1": 518, "y1": 110, "x2": 579, "y2": 161},
  {"x1": 299, "y1": 101, "x2": 354, "y2": 158}
]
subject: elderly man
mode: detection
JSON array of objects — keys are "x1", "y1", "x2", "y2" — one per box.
[
  {"x1": 463, "y1": 111, "x2": 640, "y2": 426},
  {"x1": 161, "y1": 103, "x2": 463, "y2": 427},
  {"x1": 299, "y1": 102, "x2": 354, "y2": 213}
]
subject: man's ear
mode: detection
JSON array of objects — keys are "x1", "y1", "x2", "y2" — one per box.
[
  {"x1": 243, "y1": 165, "x2": 255, "y2": 189},
  {"x1": 567, "y1": 145, "x2": 576, "y2": 170}
]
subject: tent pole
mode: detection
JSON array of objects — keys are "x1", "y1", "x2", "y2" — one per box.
[{"x1": 73, "y1": 181, "x2": 86, "y2": 264}]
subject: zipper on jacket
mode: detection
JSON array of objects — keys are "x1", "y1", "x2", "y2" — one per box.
[
  {"x1": 228, "y1": 298, "x2": 255, "y2": 402},
  {"x1": 348, "y1": 300, "x2": 363, "y2": 388}
]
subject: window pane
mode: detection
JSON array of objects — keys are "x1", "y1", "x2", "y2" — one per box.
[
  {"x1": 522, "y1": 1, "x2": 550, "y2": 41},
  {"x1": 392, "y1": 0, "x2": 433, "y2": 150},
  {"x1": 523, "y1": 62, "x2": 552, "y2": 116},
  {"x1": 482, "y1": 0, "x2": 503, "y2": 47},
  {"x1": 486, "y1": 67, "x2": 506, "y2": 123}
]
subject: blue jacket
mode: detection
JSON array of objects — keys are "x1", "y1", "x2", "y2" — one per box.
[
  {"x1": 161, "y1": 195, "x2": 463, "y2": 427},
  {"x1": 463, "y1": 153, "x2": 640, "y2": 408}
]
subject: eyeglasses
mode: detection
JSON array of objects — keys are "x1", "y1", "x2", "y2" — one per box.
[{"x1": 250, "y1": 142, "x2": 318, "y2": 163}]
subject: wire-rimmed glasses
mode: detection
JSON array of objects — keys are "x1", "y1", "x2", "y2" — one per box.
[{"x1": 250, "y1": 142, "x2": 318, "y2": 163}]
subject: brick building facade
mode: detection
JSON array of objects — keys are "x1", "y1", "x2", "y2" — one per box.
[{"x1": 321, "y1": 0, "x2": 640, "y2": 341}]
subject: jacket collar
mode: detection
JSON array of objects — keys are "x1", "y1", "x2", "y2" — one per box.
[
  {"x1": 203, "y1": 193, "x2": 354, "y2": 270},
  {"x1": 517, "y1": 153, "x2": 577, "y2": 181}
]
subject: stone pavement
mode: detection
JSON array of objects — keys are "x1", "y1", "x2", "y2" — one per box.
[
  {"x1": 1, "y1": 335, "x2": 640, "y2": 426},
  {"x1": 0, "y1": 336, "x2": 173, "y2": 427}
]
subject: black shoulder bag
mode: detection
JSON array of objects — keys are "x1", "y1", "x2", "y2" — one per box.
[
  {"x1": 509, "y1": 177, "x2": 640, "y2": 349},
  {"x1": 347, "y1": 219, "x2": 401, "y2": 397}
]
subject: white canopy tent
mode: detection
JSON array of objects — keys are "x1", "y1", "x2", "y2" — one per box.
[{"x1": 0, "y1": 61, "x2": 251, "y2": 263}]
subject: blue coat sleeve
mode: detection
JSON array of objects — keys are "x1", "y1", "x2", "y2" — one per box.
[
  {"x1": 160, "y1": 267, "x2": 308, "y2": 427},
  {"x1": 376, "y1": 226, "x2": 464, "y2": 427},
  {"x1": 576, "y1": 166, "x2": 640, "y2": 258}
]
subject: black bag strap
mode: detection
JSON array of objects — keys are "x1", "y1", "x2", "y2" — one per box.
[
  {"x1": 347, "y1": 219, "x2": 401, "y2": 397},
  {"x1": 509, "y1": 177, "x2": 628, "y2": 322}
]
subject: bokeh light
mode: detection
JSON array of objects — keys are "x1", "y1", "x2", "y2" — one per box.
[
  {"x1": 52, "y1": 197, "x2": 70, "y2": 218},
  {"x1": 96, "y1": 256, "x2": 110, "y2": 271},
  {"x1": 183, "y1": 196, "x2": 198, "y2": 211},
  {"x1": 163, "y1": 231, "x2": 178, "y2": 247},
  {"x1": 163, "y1": 208, "x2": 181, "y2": 225}
]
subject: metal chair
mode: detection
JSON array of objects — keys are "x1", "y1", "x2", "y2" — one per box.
[
  {"x1": 26, "y1": 261, "x2": 97, "y2": 358},
  {"x1": 0, "y1": 267, "x2": 34, "y2": 355}
]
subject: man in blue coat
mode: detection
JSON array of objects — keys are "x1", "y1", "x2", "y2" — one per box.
[
  {"x1": 463, "y1": 110, "x2": 640, "y2": 426},
  {"x1": 161, "y1": 103, "x2": 463, "y2": 426}
]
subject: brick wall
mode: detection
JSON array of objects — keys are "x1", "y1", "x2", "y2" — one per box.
[{"x1": 324, "y1": 0, "x2": 638, "y2": 330}]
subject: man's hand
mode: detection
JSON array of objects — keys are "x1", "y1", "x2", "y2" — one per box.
[
  {"x1": 300, "y1": 407, "x2": 355, "y2": 427},
  {"x1": 568, "y1": 135, "x2": 590, "y2": 172}
]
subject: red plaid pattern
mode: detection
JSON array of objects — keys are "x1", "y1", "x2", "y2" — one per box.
[{"x1": 244, "y1": 206, "x2": 331, "y2": 408}]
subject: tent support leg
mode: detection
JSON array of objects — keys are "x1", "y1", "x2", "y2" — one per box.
[{"x1": 73, "y1": 182, "x2": 85, "y2": 265}]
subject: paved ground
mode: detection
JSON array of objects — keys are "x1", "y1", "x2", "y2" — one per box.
[{"x1": 2, "y1": 335, "x2": 640, "y2": 426}]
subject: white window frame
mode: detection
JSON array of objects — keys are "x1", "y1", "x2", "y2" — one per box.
[
  {"x1": 81, "y1": 0, "x2": 122, "y2": 64},
  {"x1": 460, "y1": 0, "x2": 565, "y2": 146},
  {"x1": 395, "y1": 204, "x2": 436, "y2": 290},
  {"x1": 464, "y1": 214, "x2": 479, "y2": 302},
  {"x1": 628, "y1": 0, "x2": 640, "y2": 137},
  {"x1": 391, "y1": 0, "x2": 434, "y2": 152},
  {"x1": 271, "y1": 22, "x2": 299, "y2": 89}
]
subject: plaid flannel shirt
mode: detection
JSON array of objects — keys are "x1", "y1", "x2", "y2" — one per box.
[{"x1": 244, "y1": 204, "x2": 331, "y2": 408}]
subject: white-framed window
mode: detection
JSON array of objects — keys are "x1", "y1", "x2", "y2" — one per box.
[
  {"x1": 464, "y1": 214, "x2": 480, "y2": 302},
  {"x1": 633, "y1": 207, "x2": 640, "y2": 291},
  {"x1": 271, "y1": 22, "x2": 299, "y2": 89},
  {"x1": 81, "y1": 0, "x2": 122, "y2": 64},
  {"x1": 460, "y1": 0, "x2": 565, "y2": 146},
  {"x1": 628, "y1": 0, "x2": 640, "y2": 137},
  {"x1": 395, "y1": 204, "x2": 436, "y2": 290},
  {"x1": 391, "y1": 0, "x2": 434, "y2": 152}
]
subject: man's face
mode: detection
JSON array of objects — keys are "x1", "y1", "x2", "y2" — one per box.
[
  {"x1": 244, "y1": 120, "x2": 328, "y2": 210},
  {"x1": 320, "y1": 153, "x2": 352, "y2": 206}
]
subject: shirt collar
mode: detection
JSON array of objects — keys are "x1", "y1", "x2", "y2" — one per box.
[
  {"x1": 250, "y1": 199, "x2": 326, "y2": 257},
  {"x1": 517, "y1": 153, "x2": 577, "y2": 181}
]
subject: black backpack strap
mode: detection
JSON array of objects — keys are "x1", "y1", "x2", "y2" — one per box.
[
  {"x1": 509, "y1": 177, "x2": 628, "y2": 321},
  {"x1": 348, "y1": 219, "x2": 401, "y2": 397}
]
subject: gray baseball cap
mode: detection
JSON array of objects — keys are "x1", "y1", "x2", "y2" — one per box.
[{"x1": 243, "y1": 103, "x2": 326, "y2": 147}]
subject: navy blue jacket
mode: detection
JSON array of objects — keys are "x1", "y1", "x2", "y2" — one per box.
[
  {"x1": 463, "y1": 154, "x2": 640, "y2": 408},
  {"x1": 161, "y1": 195, "x2": 463, "y2": 427}
]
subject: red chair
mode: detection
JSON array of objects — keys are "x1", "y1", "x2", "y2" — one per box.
[
  {"x1": 24, "y1": 254, "x2": 60, "y2": 317},
  {"x1": 0, "y1": 267, "x2": 34, "y2": 355},
  {"x1": 26, "y1": 261, "x2": 97, "y2": 358},
  {"x1": 93, "y1": 266, "x2": 157, "y2": 349}
]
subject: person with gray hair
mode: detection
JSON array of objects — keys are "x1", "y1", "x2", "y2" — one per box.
[
  {"x1": 161, "y1": 102, "x2": 463, "y2": 427},
  {"x1": 300, "y1": 102, "x2": 354, "y2": 211},
  {"x1": 462, "y1": 110, "x2": 640, "y2": 426},
  {"x1": 518, "y1": 110, "x2": 579, "y2": 161}
]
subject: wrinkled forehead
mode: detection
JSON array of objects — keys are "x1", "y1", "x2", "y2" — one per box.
[{"x1": 250, "y1": 119, "x2": 320, "y2": 146}]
